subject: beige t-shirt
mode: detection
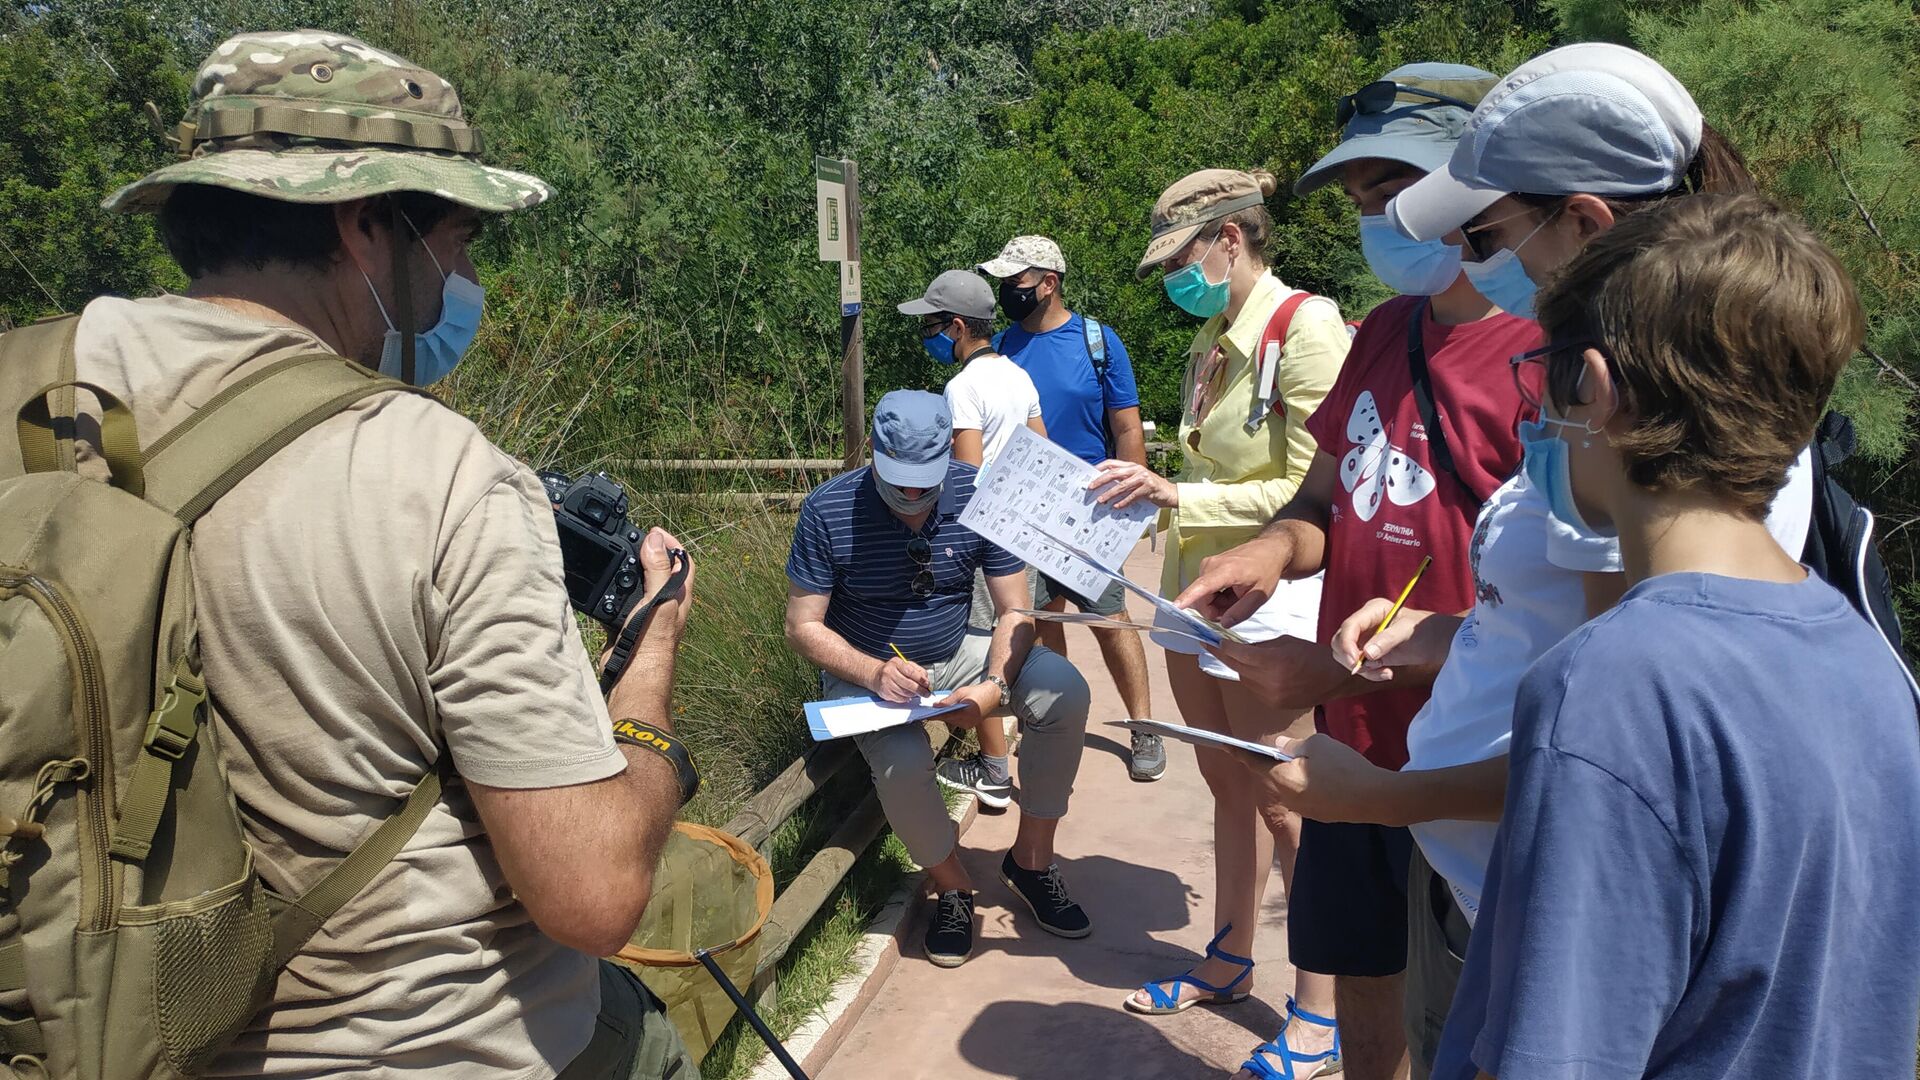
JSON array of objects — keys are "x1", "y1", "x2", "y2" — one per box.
[{"x1": 70, "y1": 295, "x2": 625, "y2": 1079}]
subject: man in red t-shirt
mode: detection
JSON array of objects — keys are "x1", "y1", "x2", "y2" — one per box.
[{"x1": 1177, "y1": 65, "x2": 1537, "y2": 1080}]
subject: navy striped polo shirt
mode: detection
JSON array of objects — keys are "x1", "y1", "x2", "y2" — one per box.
[{"x1": 786, "y1": 463, "x2": 1021, "y2": 664}]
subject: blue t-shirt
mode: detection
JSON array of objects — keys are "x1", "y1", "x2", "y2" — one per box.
[
  {"x1": 785, "y1": 463, "x2": 1021, "y2": 665},
  {"x1": 996, "y1": 311, "x2": 1141, "y2": 466},
  {"x1": 1435, "y1": 573, "x2": 1920, "y2": 1080}
]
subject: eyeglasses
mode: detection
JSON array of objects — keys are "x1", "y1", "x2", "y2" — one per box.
[
  {"x1": 1462, "y1": 203, "x2": 1560, "y2": 261},
  {"x1": 919, "y1": 316, "x2": 954, "y2": 339},
  {"x1": 1335, "y1": 80, "x2": 1481, "y2": 127},
  {"x1": 907, "y1": 535, "x2": 935, "y2": 597},
  {"x1": 1510, "y1": 340, "x2": 1601, "y2": 411}
]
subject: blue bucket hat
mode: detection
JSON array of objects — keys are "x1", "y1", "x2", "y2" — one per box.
[
  {"x1": 871, "y1": 390, "x2": 952, "y2": 488},
  {"x1": 1293, "y1": 63, "x2": 1500, "y2": 197}
]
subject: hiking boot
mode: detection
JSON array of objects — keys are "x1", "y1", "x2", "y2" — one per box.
[
  {"x1": 925, "y1": 890, "x2": 976, "y2": 968},
  {"x1": 999, "y1": 852, "x2": 1092, "y2": 939},
  {"x1": 936, "y1": 753, "x2": 1013, "y2": 809},
  {"x1": 1129, "y1": 730, "x2": 1167, "y2": 782}
]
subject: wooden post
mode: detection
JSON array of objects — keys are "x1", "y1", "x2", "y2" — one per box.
[{"x1": 839, "y1": 159, "x2": 864, "y2": 471}]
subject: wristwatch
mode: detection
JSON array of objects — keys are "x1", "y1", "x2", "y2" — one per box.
[
  {"x1": 611, "y1": 718, "x2": 700, "y2": 808},
  {"x1": 984, "y1": 674, "x2": 1012, "y2": 710}
]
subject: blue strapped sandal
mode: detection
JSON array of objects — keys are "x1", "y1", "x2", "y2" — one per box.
[
  {"x1": 1124, "y1": 923, "x2": 1255, "y2": 1015},
  {"x1": 1241, "y1": 997, "x2": 1342, "y2": 1079}
]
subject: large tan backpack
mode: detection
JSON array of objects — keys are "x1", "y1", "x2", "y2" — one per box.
[{"x1": 0, "y1": 317, "x2": 445, "y2": 1078}]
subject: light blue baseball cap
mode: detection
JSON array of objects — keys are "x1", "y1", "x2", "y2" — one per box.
[
  {"x1": 1389, "y1": 44, "x2": 1705, "y2": 241},
  {"x1": 1294, "y1": 63, "x2": 1500, "y2": 197},
  {"x1": 871, "y1": 390, "x2": 952, "y2": 488}
]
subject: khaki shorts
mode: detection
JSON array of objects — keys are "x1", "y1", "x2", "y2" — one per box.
[
  {"x1": 1404, "y1": 845, "x2": 1472, "y2": 1080},
  {"x1": 559, "y1": 960, "x2": 702, "y2": 1080}
]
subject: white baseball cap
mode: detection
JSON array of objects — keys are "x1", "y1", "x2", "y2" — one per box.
[{"x1": 1388, "y1": 43, "x2": 1704, "y2": 242}]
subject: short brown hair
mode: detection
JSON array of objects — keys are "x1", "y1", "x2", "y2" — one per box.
[{"x1": 1535, "y1": 193, "x2": 1864, "y2": 516}]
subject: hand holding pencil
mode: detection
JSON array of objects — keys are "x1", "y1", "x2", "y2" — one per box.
[{"x1": 1333, "y1": 556, "x2": 1436, "y2": 681}]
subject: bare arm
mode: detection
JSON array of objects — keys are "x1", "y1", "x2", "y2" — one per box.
[
  {"x1": 934, "y1": 570, "x2": 1040, "y2": 726},
  {"x1": 784, "y1": 585, "x2": 931, "y2": 701},
  {"x1": 467, "y1": 530, "x2": 693, "y2": 957},
  {"x1": 952, "y1": 428, "x2": 985, "y2": 468},
  {"x1": 1262, "y1": 734, "x2": 1508, "y2": 827},
  {"x1": 1026, "y1": 414, "x2": 1048, "y2": 438},
  {"x1": 1173, "y1": 450, "x2": 1339, "y2": 624},
  {"x1": 1106, "y1": 405, "x2": 1146, "y2": 467}
]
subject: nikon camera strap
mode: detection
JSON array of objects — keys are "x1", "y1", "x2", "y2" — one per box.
[{"x1": 598, "y1": 549, "x2": 691, "y2": 694}]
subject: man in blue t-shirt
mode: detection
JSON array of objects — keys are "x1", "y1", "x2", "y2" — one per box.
[
  {"x1": 1429, "y1": 196, "x2": 1920, "y2": 1079},
  {"x1": 785, "y1": 390, "x2": 1093, "y2": 969},
  {"x1": 979, "y1": 235, "x2": 1163, "y2": 782}
]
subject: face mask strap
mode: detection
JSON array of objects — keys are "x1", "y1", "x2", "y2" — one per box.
[{"x1": 389, "y1": 198, "x2": 416, "y2": 386}]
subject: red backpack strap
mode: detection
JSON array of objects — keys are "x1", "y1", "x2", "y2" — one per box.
[{"x1": 1251, "y1": 290, "x2": 1316, "y2": 426}]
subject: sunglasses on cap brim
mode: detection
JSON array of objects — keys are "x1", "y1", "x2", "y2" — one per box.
[{"x1": 1335, "y1": 80, "x2": 1480, "y2": 126}]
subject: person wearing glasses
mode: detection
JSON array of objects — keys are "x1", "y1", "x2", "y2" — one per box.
[
  {"x1": 784, "y1": 389, "x2": 1093, "y2": 970},
  {"x1": 1177, "y1": 48, "x2": 1815, "y2": 1079},
  {"x1": 1439, "y1": 193, "x2": 1920, "y2": 1080},
  {"x1": 905, "y1": 268, "x2": 1048, "y2": 807}
]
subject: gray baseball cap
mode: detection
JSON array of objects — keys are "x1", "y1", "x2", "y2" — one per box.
[
  {"x1": 871, "y1": 390, "x2": 953, "y2": 488},
  {"x1": 1293, "y1": 63, "x2": 1499, "y2": 197},
  {"x1": 897, "y1": 269, "x2": 996, "y2": 320},
  {"x1": 1389, "y1": 44, "x2": 1705, "y2": 241}
]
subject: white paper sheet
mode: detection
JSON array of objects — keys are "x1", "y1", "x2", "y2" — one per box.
[
  {"x1": 1110, "y1": 719, "x2": 1295, "y2": 762},
  {"x1": 960, "y1": 426, "x2": 1154, "y2": 600},
  {"x1": 804, "y1": 692, "x2": 966, "y2": 741},
  {"x1": 1014, "y1": 608, "x2": 1222, "y2": 648}
]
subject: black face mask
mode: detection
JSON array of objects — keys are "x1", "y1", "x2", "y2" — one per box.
[{"x1": 999, "y1": 278, "x2": 1042, "y2": 321}]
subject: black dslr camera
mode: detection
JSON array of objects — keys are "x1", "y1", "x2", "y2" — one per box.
[{"x1": 538, "y1": 469, "x2": 647, "y2": 629}]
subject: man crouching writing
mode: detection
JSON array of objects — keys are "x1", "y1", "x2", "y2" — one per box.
[{"x1": 785, "y1": 390, "x2": 1094, "y2": 970}]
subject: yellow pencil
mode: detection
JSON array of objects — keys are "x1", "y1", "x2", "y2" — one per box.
[
  {"x1": 1353, "y1": 555, "x2": 1433, "y2": 675},
  {"x1": 888, "y1": 642, "x2": 911, "y2": 665}
]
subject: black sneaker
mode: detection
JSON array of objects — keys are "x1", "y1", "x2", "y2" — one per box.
[
  {"x1": 999, "y1": 853, "x2": 1091, "y2": 938},
  {"x1": 935, "y1": 753, "x2": 1013, "y2": 809},
  {"x1": 1129, "y1": 730, "x2": 1167, "y2": 782},
  {"x1": 925, "y1": 890, "x2": 975, "y2": 968}
]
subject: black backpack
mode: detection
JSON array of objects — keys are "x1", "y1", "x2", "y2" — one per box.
[{"x1": 1801, "y1": 411, "x2": 1904, "y2": 656}]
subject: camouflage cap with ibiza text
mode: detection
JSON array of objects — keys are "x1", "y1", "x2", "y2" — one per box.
[{"x1": 103, "y1": 30, "x2": 550, "y2": 215}]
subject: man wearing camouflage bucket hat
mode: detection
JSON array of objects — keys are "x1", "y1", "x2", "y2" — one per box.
[{"x1": 12, "y1": 30, "x2": 700, "y2": 1079}]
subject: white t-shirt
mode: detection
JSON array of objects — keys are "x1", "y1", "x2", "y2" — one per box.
[
  {"x1": 1406, "y1": 452, "x2": 1815, "y2": 923},
  {"x1": 944, "y1": 352, "x2": 1043, "y2": 467}
]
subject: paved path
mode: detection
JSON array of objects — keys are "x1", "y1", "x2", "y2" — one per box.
[{"x1": 824, "y1": 538, "x2": 1301, "y2": 1080}]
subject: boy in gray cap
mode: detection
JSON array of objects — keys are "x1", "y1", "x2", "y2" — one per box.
[{"x1": 785, "y1": 391, "x2": 1093, "y2": 969}]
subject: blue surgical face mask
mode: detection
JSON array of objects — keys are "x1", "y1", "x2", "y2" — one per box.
[
  {"x1": 1519, "y1": 408, "x2": 1609, "y2": 537},
  {"x1": 1462, "y1": 249, "x2": 1538, "y2": 320},
  {"x1": 1460, "y1": 211, "x2": 1556, "y2": 320},
  {"x1": 364, "y1": 229, "x2": 484, "y2": 386},
  {"x1": 1162, "y1": 233, "x2": 1231, "y2": 319},
  {"x1": 1359, "y1": 214, "x2": 1462, "y2": 296},
  {"x1": 921, "y1": 331, "x2": 958, "y2": 365}
]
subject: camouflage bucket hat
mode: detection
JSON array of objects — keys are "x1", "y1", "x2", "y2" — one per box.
[{"x1": 103, "y1": 30, "x2": 551, "y2": 215}]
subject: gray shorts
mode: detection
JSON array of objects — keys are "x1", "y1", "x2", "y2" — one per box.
[
  {"x1": 1404, "y1": 845, "x2": 1472, "y2": 1080},
  {"x1": 1031, "y1": 568, "x2": 1128, "y2": 617}
]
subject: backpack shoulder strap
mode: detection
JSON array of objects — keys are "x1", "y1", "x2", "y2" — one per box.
[
  {"x1": 0, "y1": 316, "x2": 81, "y2": 478},
  {"x1": 142, "y1": 352, "x2": 431, "y2": 524},
  {"x1": 1248, "y1": 290, "x2": 1315, "y2": 430},
  {"x1": 109, "y1": 354, "x2": 430, "y2": 865},
  {"x1": 1082, "y1": 315, "x2": 1107, "y2": 376},
  {"x1": 1406, "y1": 299, "x2": 1469, "y2": 498},
  {"x1": 271, "y1": 759, "x2": 448, "y2": 969}
]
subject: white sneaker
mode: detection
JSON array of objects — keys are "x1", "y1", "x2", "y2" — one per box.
[{"x1": 935, "y1": 753, "x2": 1013, "y2": 809}]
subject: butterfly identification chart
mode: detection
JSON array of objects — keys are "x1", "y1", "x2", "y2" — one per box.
[
  {"x1": 961, "y1": 427, "x2": 1247, "y2": 647},
  {"x1": 961, "y1": 426, "x2": 1156, "y2": 599}
]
